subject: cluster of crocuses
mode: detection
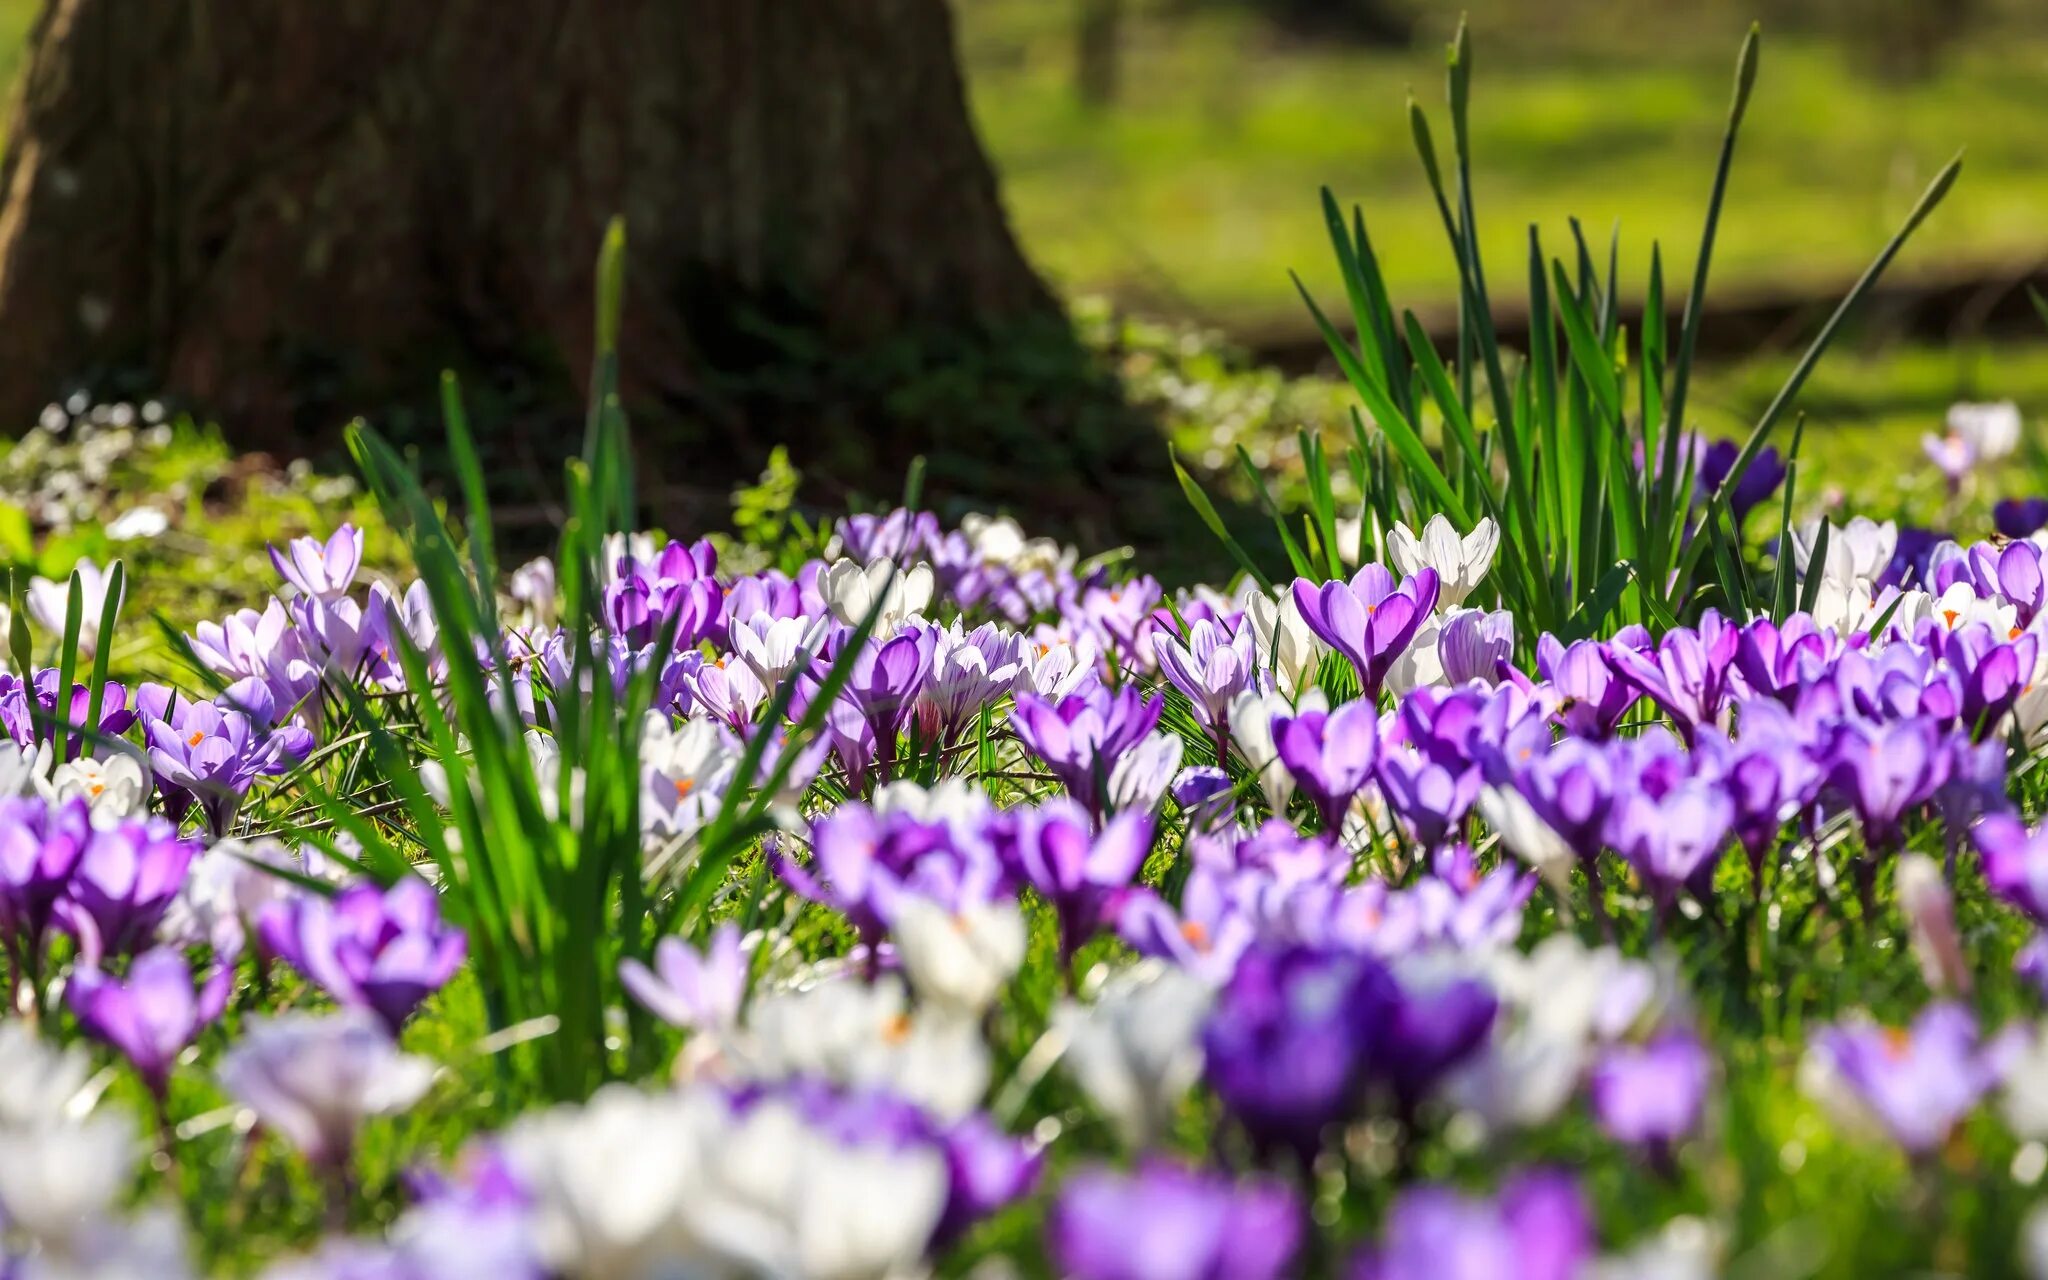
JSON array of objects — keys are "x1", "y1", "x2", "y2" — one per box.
[{"x1": 19, "y1": 463, "x2": 2048, "y2": 1278}]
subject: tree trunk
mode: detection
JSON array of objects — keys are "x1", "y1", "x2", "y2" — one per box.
[{"x1": 0, "y1": 0, "x2": 1057, "y2": 454}]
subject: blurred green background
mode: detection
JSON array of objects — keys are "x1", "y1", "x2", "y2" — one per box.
[{"x1": 956, "y1": 0, "x2": 2048, "y2": 509}]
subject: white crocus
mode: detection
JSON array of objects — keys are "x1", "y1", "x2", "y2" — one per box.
[
  {"x1": 1382, "y1": 611, "x2": 1447, "y2": 697},
  {"x1": 1052, "y1": 962, "x2": 1213, "y2": 1148},
  {"x1": 1476, "y1": 784, "x2": 1574, "y2": 892},
  {"x1": 892, "y1": 895, "x2": 1028, "y2": 1017},
  {"x1": 730, "y1": 976, "x2": 989, "y2": 1121},
  {"x1": 1928, "y1": 580, "x2": 2018, "y2": 636},
  {"x1": 1229, "y1": 687, "x2": 1310, "y2": 814},
  {"x1": 1792, "y1": 516, "x2": 1896, "y2": 588},
  {"x1": 820, "y1": 558, "x2": 933, "y2": 633},
  {"x1": 1947, "y1": 400, "x2": 2022, "y2": 462},
  {"x1": 216, "y1": 1011, "x2": 436, "y2": 1167},
  {"x1": 1012, "y1": 635, "x2": 1100, "y2": 701},
  {"x1": 731, "y1": 612, "x2": 829, "y2": 686},
  {"x1": 0, "y1": 1113, "x2": 138, "y2": 1246},
  {"x1": 0, "y1": 1025, "x2": 95, "y2": 1128},
  {"x1": 871, "y1": 778, "x2": 991, "y2": 827},
  {"x1": 1897, "y1": 853, "x2": 1969, "y2": 996},
  {"x1": 26, "y1": 558, "x2": 123, "y2": 654},
  {"x1": 0, "y1": 738, "x2": 53, "y2": 799},
  {"x1": 502, "y1": 1085, "x2": 711, "y2": 1280},
  {"x1": 685, "y1": 1096, "x2": 946, "y2": 1280},
  {"x1": 47, "y1": 751, "x2": 151, "y2": 823},
  {"x1": 1233, "y1": 581, "x2": 1323, "y2": 695},
  {"x1": 1106, "y1": 730, "x2": 1183, "y2": 817},
  {"x1": 2016, "y1": 620, "x2": 2048, "y2": 747},
  {"x1": 1388, "y1": 514, "x2": 1499, "y2": 609},
  {"x1": 639, "y1": 715, "x2": 740, "y2": 851}
]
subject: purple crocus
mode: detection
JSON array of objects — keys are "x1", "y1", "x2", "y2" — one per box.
[
  {"x1": 1533, "y1": 634, "x2": 1643, "y2": 739},
  {"x1": 1972, "y1": 814, "x2": 2048, "y2": 923},
  {"x1": 1607, "y1": 610, "x2": 1739, "y2": 741},
  {"x1": 0, "y1": 670, "x2": 138, "y2": 760},
  {"x1": 1808, "y1": 1003, "x2": 2009, "y2": 1155},
  {"x1": 1824, "y1": 716, "x2": 1948, "y2": 851},
  {"x1": 1378, "y1": 964, "x2": 1499, "y2": 1110},
  {"x1": 618, "y1": 921, "x2": 753, "y2": 1033},
  {"x1": 1291, "y1": 566, "x2": 1441, "y2": 703},
  {"x1": 1271, "y1": 699, "x2": 1379, "y2": 831},
  {"x1": 1699, "y1": 439, "x2": 1786, "y2": 524},
  {"x1": 53, "y1": 816, "x2": 198, "y2": 965},
  {"x1": 840, "y1": 628, "x2": 938, "y2": 767},
  {"x1": 1588, "y1": 1030, "x2": 1713, "y2": 1151},
  {"x1": 1996, "y1": 497, "x2": 2048, "y2": 540},
  {"x1": 1047, "y1": 1160, "x2": 1303, "y2": 1280},
  {"x1": 270, "y1": 524, "x2": 364, "y2": 600},
  {"x1": 1732, "y1": 614, "x2": 1837, "y2": 707},
  {"x1": 1348, "y1": 1169, "x2": 1592, "y2": 1280},
  {"x1": 1439, "y1": 609, "x2": 1515, "y2": 686},
  {"x1": 140, "y1": 678, "x2": 315, "y2": 833},
  {"x1": 1202, "y1": 942, "x2": 1395, "y2": 1162},
  {"x1": 258, "y1": 877, "x2": 467, "y2": 1035},
  {"x1": 1154, "y1": 616, "x2": 1258, "y2": 757},
  {"x1": 1011, "y1": 799, "x2": 1154, "y2": 962},
  {"x1": 0, "y1": 796, "x2": 93, "y2": 966},
  {"x1": 779, "y1": 804, "x2": 963, "y2": 950},
  {"x1": 68, "y1": 947, "x2": 230, "y2": 1097},
  {"x1": 1011, "y1": 685, "x2": 1164, "y2": 813},
  {"x1": 1603, "y1": 746, "x2": 1734, "y2": 908}
]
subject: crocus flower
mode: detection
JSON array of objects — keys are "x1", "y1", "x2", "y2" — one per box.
[
  {"x1": 779, "y1": 804, "x2": 963, "y2": 949},
  {"x1": 1046, "y1": 1160, "x2": 1303, "y2": 1280},
  {"x1": 1153, "y1": 616, "x2": 1257, "y2": 753},
  {"x1": 25, "y1": 558, "x2": 123, "y2": 656},
  {"x1": 1996, "y1": 497, "x2": 2048, "y2": 540},
  {"x1": 1271, "y1": 699, "x2": 1379, "y2": 831},
  {"x1": 1439, "y1": 609, "x2": 1515, "y2": 686},
  {"x1": 1606, "y1": 610, "x2": 1739, "y2": 741},
  {"x1": 0, "y1": 670, "x2": 138, "y2": 760},
  {"x1": 140, "y1": 679, "x2": 315, "y2": 833},
  {"x1": 270, "y1": 525, "x2": 364, "y2": 600},
  {"x1": 1011, "y1": 686, "x2": 1164, "y2": 813},
  {"x1": 918, "y1": 622, "x2": 1023, "y2": 738},
  {"x1": 619, "y1": 922, "x2": 753, "y2": 1033},
  {"x1": 1603, "y1": 769, "x2": 1733, "y2": 908},
  {"x1": 1387, "y1": 515, "x2": 1499, "y2": 610},
  {"x1": 1533, "y1": 634, "x2": 1642, "y2": 739},
  {"x1": 1236, "y1": 582, "x2": 1324, "y2": 696},
  {"x1": 54, "y1": 816, "x2": 198, "y2": 965},
  {"x1": 1378, "y1": 960, "x2": 1499, "y2": 1110},
  {"x1": 258, "y1": 877, "x2": 468, "y2": 1035},
  {"x1": 1698, "y1": 439, "x2": 1786, "y2": 524},
  {"x1": 1291, "y1": 566, "x2": 1441, "y2": 702},
  {"x1": 1805, "y1": 1003, "x2": 2009, "y2": 1155},
  {"x1": 1973, "y1": 814, "x2": 2048, "y2": 924},
  {"x1": 0, "y1": 794, "x2": 93, "y2": 964},
  {"x1": 218, "y1": 1010, "x2": 436, "y2": 1170},
  {"x1": 1825, "y1": 716, "x2": 1948, "y2": 851},
  {"x1": 1588, "y1": 1030, "x2": 1712, "y2": 1150},
  {"x1": 1203, "y1": 942, "x2": 1394, "y2": 1162},
  {"x1": 840, "y1": 628, "x2": 937, "y2": 762},
  {"x1": 1348, "y1": 1169, "x2": 1592, "y2": 1280},
  {"x1": 1011, "y1": 800, "x2": 1153, "y2": 962},
  {"x1": 1924, "y1": 401, "x2": 2020, "y2": 489},
  {"x1": 68, "y1": 948, "x2": 230, "y2": 1097},
  {"x1": 820, "y1": 557, "x2": 934, "y2": 633},
  {"x1": 1052, "y1": 964, "x2": 1214, "y2": 1149}
]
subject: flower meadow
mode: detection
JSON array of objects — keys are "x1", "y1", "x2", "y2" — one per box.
[{"x1": 8, "y1": 24, "x2": 2048, "y2": 1280}]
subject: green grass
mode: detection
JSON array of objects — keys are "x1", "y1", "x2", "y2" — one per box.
[{"x1": 962, "y1": 0, "x2": 2048, "y2": 337}]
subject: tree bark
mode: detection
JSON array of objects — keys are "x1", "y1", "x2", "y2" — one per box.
[{"x1": 0, "y1": 0, "x2": 1057, "y2": 451}]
